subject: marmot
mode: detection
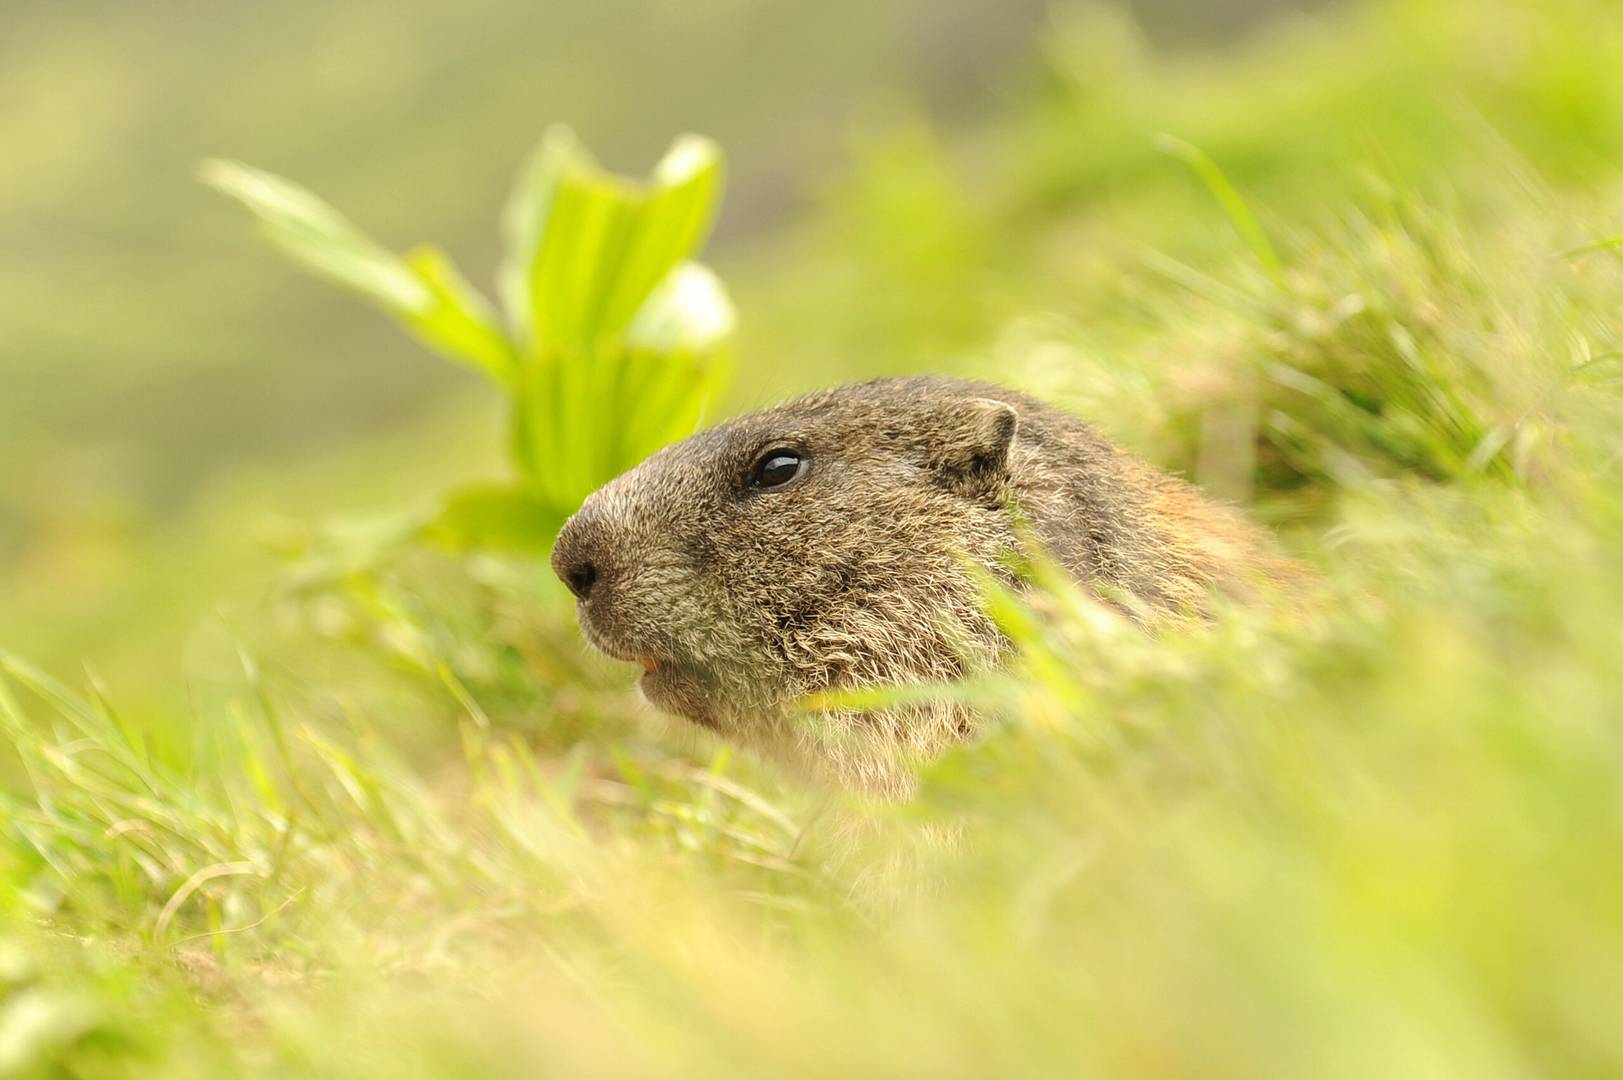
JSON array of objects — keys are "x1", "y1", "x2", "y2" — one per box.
[{"x1": 552, "y1": 376, "x2": 1301, "y2": 796}]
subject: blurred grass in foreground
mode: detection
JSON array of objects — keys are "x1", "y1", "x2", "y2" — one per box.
[{"x1": 5, "y1": 0, "x2": 1623, "y2": 1075}]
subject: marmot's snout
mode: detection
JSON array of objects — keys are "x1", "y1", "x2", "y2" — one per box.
[
  {"x1": 551, "y1": 471, "x2": 736, "y2": 729},
  {"x1": 549, "y1": 497, "x2": 660, "y2": 662}
]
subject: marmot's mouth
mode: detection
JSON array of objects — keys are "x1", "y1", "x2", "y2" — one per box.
[
  {"x1": 575, "y1": 622, "x2": 720, "y2": 728},
  {"x1": 577, "y1": 618, "x2": 668, "y2": 671},
  {"x1": 595, "y1": 643, "x2": 668, "y2": 675}
]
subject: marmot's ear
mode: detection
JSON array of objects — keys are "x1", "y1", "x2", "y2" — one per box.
[{"x1": 928, "y1": 397, "x2": 1018, "y2": 500}]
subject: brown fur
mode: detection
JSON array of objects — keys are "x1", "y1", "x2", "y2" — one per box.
[{"x1": 551, "y1": 376, "x2": 1301, "y2": 796}]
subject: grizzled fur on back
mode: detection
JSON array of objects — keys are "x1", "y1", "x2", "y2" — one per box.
[{"x1": 552, "y1": 376, "x2": 1300, "y2": 796}]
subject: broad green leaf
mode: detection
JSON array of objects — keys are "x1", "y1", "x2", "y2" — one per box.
[
  {"x1": 200, "y1": 159, "x2": 431, "y2": 314},
  {"x1": 535, "y1": 171, "x2": 640, "y2": 351},
  {"x1": 203, "y1": 160, "x2": 513, "y2": 383},
  {"x1": 625, "y1": 262, "x2": 735, "y2": 353},
  {"x1": 614, "y1": 263, "x2": 736, "y2": 465},
  {"x1": 206, "y1": 131, "x2": 737, "y2": 540},
  {"x1": 404, "y1": 246, "x2": 516, "y2": 384},
  {"x1": 497, "y1": 127, "x2": 725, "y2": 356},
  {"x1": 594, "y1": 136, "x2": 725, "y2": 338},
  {"x1": 497, "y1": 126, "x2": 586, "y2": 347}
]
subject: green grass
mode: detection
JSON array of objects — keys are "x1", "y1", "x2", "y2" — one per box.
[{"x1": 6, "y1": 0, "x2": 1623, "y2": 1075}]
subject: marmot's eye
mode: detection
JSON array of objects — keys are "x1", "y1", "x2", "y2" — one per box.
[{"x1": 748, "y1": 448, "x2": 806, "y2": 491}]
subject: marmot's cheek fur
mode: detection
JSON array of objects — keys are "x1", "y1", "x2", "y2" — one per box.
[{"x1": 552, "y1": 376, "x2": 1303, "y2": 797}]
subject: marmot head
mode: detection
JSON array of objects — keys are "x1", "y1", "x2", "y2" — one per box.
[{"x1": 550, "y1": 380, "x2": 1022, "y2": 782}]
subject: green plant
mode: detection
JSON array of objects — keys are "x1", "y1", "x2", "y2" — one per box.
[{"x1": 201, "y1": 127, "x2": 735, "y2": 547}]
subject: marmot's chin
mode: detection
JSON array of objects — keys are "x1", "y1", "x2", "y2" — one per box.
[{"x1": 638, "y1": 664, "x2": 719, "y2": 730}]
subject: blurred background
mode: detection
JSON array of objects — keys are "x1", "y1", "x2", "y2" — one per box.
[{"x1": 2, "y1": 0, "x2": 1336, "y2": 704}]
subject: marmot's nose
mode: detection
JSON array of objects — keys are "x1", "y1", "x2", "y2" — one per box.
[
  {"x1": 560, "y1": 556, "x2": 598, "y2": 600},
  {"x1": 552, "y1": 515, "x2": 605, "y2": 601},
  {"x1": 553, "y1": 543, "x2": 599, "y2": 601}
]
